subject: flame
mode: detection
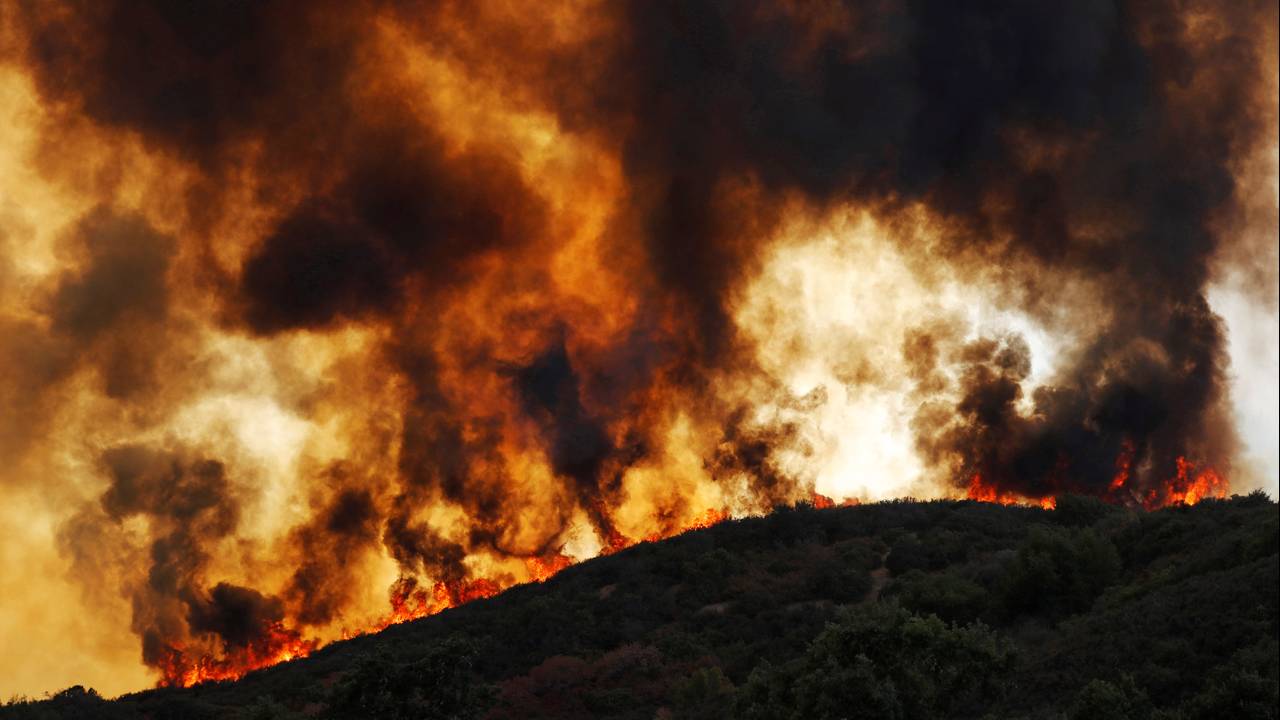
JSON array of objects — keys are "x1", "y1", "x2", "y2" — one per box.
[
  {"x1": 966, "y1": 473, "x2": 1056, "y2": 510},
  {"x1": 156, "y1": 624, "x2": 317, "y2": 688},
  {"x1": 1110, "y1": 439, "x2": 1136, "y2": 491},
  {"x1": 354, "y1": 577, "x2": 507, "y2": 639},
  {"x1": 525, "y1": 553, "x2": 575, "y2": 582},
  {"x1": 1145, "y1": 456, "x2": 1229, "y2": 509},
  {"x1": 164, "y1": 462, "x2": 1233, "y2": 688},
  {"x1": 328, "y1": 505, "x2": 741, "y2": 664},
  {"x1": 640, "y1": 507, "x2": 731, "y2": 543},
  {"x1": 685, "y1": 507, "x2": 730, "y2": 530}
]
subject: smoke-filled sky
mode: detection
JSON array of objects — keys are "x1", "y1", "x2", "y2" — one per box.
[{"x1": 0, "y1": 0, "x2": 1276, "y2": 699}]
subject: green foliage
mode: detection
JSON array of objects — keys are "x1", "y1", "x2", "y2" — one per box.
[
  {"x1": 736, "y1": 603, "x2": 1015, "y2": 720},
  {"x1": 1000, "y1": 525, "x2": 1121, "y2": 616},
  {"x1": 885, "y1": 534, "x2": 938, "y2": 575},
  {"x1": 671, "y1": 666, "x2": 735, "y2": 720},
  {"x1": 326, "y1": 639, "x2": 493, "y2": 720},
  {"x1": 883, "y1": 569, "x2": 989, "y2": 623},
  {"x1": 1177, "y1": 640, "x2": 1279, "y2": 720},
  {"x1": 233, "y1": 696, "x2": 301, "y2": 720},
  {"x1": 1068, "y1": 675, "x2": 1152, "y2": 720},
  {"x1": 1053, "y1": 494, "x2": 1118, "y2": 527}
]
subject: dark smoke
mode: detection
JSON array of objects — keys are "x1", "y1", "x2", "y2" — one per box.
[
  {"x1": 187, "y1": 583, "x2": 286, "y2": 650},
  {"x1": 513, "y1": 340, "x2": 617, "y2": 529},
  {"x1": 57, "y1": 444, "x2": 293, "y2": 670},
  {"x1": 49, "y1": 209, "x2": 173, "y2": 343},
  {"x1": 23, "y1": 0, "x2": 356, "y2": 165},
  {"x1": 285, "y1": 483, "x2": 381, "y2": 626},
  {"x1": 239, "y1": 126, "x2": 544, "y2": 333},
  {"x1": 0, "y1": 208, "x2": 175, "y2": 465},
  {"x1": 565, "y1": 0, "x2": 1260, "y2": 497}
]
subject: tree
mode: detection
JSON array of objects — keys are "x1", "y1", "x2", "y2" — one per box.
[
  {"x1": 326, "y1": 639, "x2": 494, "y2": 720},
  {"x1": 736, "y1": 603, "x2": 1015, "y2": 720},
  {"x1": 1068, "y1": 676, "x2": 1152, "y2": 720}
]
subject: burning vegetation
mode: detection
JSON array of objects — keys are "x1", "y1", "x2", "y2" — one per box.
[{"x1": 0, "y1": 0, "x2": 1274, "y2": 694}]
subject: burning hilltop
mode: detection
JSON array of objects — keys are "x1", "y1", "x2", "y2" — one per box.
[{"x1": 0, "y1": 0, "x2": 1274, "y2": 695}]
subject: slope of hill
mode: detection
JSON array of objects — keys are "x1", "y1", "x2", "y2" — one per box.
[{"x1": 4, "y1": 495, "x2": 1277, "y2": 720}]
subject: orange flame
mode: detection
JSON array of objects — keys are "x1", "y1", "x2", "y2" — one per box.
[
  {"x1": 1145, "y1": 456, "x2": 1228, "y2": 508},
  {"x1": 330, "y1": 506, "x2": 743, "y2": 667},
  {"x1": 156, "y1": 623, "x2": 317, "y2": 688},
  {"x1": 525, "y1": 553, "x2": 575, "y2": 582},
  {"x1": 169, "y1": 457, "x2": 1242, "y2": 689},
  {"x1": 1110, "y1": 439, "x2": 1135, "y2": 491},
  {"x1": 355, "y1": 577, "x2": 506, "y2": 639},
  {"x1": 686, "y1": 507, "x2": 730, "y2": 530},
  {"x1": 966, "y1": 473, "x2": 1055, "y2": 510}
]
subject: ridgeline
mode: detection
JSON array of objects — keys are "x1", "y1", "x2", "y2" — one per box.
[{"x1": 5, "y1": 494, "x2": 1277, "y2": 720}]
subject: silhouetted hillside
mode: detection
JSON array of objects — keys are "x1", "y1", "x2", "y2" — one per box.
[{"x1": 5, "y1": 495, "x2": 1277, "y2": 720}]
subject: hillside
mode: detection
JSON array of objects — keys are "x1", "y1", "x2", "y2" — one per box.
[{"x1": 4, "y1": 495, "x2": 1277, "y2": 720}]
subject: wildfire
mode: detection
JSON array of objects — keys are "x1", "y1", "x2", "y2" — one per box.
[
  {"x1": 685, "y1": 507, "x2": 730, "y2": 530},
  {"x1": 1145, "y1": 456, "x2": 1229, "y2": 509},
  {"x1": 1110, "y1": 440, "x2": 1136, "y2": 491},
  {"x1": 327, "y1": 505, "x2": 741, "y2": 668},
  {"x1": 0, "y1": 0, "x2": 1266, "y2": 700},
  {"x1": 351, "y1": 576, "x2": 507, "y2": 639},
  {"x1": 965, "y1": 452, "x2": 1231, "y2": 513},
  {"x1": 601, "y1": 528, "x2": 633, "y2": 555},
  {"x1": 136, "y1": 465, "x2": 1234, "y2": 689},
  {"x1": 966, "y1": 474, "x2": 1056, "y2": 510},
  {"x1": 156, "y1": 624, "x2": 317, "y2": 688},
  {"x1": 525, "y1": 553, "x2": 575, "y2": 582},
  {"x1": 640, "y1": 507, "x2": 730, "y2": 543}
]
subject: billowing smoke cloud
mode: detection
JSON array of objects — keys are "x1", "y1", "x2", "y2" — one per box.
[
  {"x1": 60, "y1": 444, "x2": 295, "y2": 683},
  {"x1": 0, "y1": 0, "x2": 1273, "y2": 695}
]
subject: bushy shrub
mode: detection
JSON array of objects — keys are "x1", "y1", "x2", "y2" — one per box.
[
  {"x1": 1001, "y1": 525, "x2": 1121, "y2": 616},
  {"x1": 1053, "y1": 494, "x2": 1116, "y2": 528},
  {"x1": 1177, "y1": 640, "x2": 1279, "y2": 720},
  {"x1": 884, "y1": 570, "x2": 990, "y2": 623},
  {"x1": 671, "y1": 666, "x2": 735, "y2": 720},
  {"x1": 1068, "y1": 675, "x2": 1152, "y2": 720},
  {"x1": 735, "y1": 603, "x2": 1014, "y2": 720},
  {"x1": 326, "y1": 639, "x2": 493, "y2": 720}
]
